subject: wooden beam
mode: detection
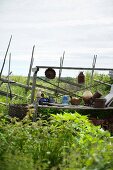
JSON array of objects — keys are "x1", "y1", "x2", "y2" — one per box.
[
  {"x1": 0, "y1": 89, "x2": 23, "y2": 99},
  {"x1": 34, "y1": 83, "x2": 68, "y2": 95},
  {"x1": 94, "y1": 79, "x2": 111, "y2": 86},
  {"x1": 60, "y1": 78, "x2": 84, "y2": 88},
  {"x1": 30, "y1": 68, "x2": 39, "y2": 103},
  {"x1": 32, "y1": 66, "x2": 113, "y2": 71},
  {"x1": 0, "y1": 77, "x2": 32, "y2": 90}
]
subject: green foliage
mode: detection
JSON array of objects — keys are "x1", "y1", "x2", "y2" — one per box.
[
  {"x1": 0, "y1": 74, "x2": 113, "y2": 169},
  {"x1": 0, "y1": 73, "x2": 112, "y2": 107},
  {"x1": 0, "y1": 112, "x2": 113, "y2": 169}
]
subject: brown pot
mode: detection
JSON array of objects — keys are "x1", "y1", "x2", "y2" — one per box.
[
  {"x1": 92, "y1": 91, "x2": 102, "y2": 101},
  {"x1": 70, "y1": 97, "x2": 80, "y2": 105},
  {"x1": 94, "y1": 98, "x2": 106, "y2": 108},
  {"x1": 45, "y1": 68, "x2": 56, "y2": 79}
]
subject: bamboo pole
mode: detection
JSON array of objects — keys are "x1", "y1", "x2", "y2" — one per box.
[
  {"x1": 0, "y1": 35, "x2": 12, "y2": 78},
  {"x1": 26, "y1": 45, "x2": 35, "y2": 93}
]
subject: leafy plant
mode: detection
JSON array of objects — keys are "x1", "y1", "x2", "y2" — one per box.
[{"x1": 0, "y1": 112, "x2": 113, "y2": 169}]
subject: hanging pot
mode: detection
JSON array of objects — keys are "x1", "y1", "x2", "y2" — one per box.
[{"x1": 45, "y1": 67, "x2": 56, "y2": 79}]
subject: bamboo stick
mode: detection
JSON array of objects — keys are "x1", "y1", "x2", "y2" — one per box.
[{"x1": 0, "y1": 35, "x2": 12, "y2": 77}]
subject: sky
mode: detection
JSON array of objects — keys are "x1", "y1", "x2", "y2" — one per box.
[{"x1": 0, "y1": 0, "x2": 113, "y2": 77}]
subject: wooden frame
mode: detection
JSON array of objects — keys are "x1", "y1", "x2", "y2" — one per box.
[{"x1": 29, "y1": 65, "x2": 113, "y2": 122}]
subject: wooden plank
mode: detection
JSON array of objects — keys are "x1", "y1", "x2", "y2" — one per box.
[{"x1": 37, "y1": 104, "x2": 113, "y2": 110}]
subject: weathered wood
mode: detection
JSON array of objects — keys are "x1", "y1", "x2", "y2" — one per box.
[
  {"x1": 90, "y1": 55, "x2": 97, "y2": 89},
  {"x1": 31, "y1": 68, "x2": 39, "y2": 103},
  {"x1": 57, "y1": 51, "x2": 65, "y2": 87},
  {"x1": 33, "y1": 83, "x2": 68, "y2": 95},
  {"x1": 0, "y1": 35, "x2": 12, "y2": 77},
  {"x1": 94, "y1": 79, "x2": 111, "y2": 86},
  {"x1": 6, "y1": 53, "x2": 12, "y2": 104},
  {"x1": 60, "y1": 78, "x2": 84, "y2": 88},
  {"x1": 32, "y1": 66, "x2": 113, "y2": 71},
  {"x1": 26, "y1": 45, "x2": 35, "y2": 93},
  {"x1": 37, "y1": 104, "x2": 113, "y2": 110},
  {"x1": 0, "y1": 72, "x2": 12, "y2": 87},
  {"x1": 0, "y1": 77, "x2": 32, "y2": 90},
  {"x1": 37, "y1": 77, "x2": 82, "y2": 97},
  {"x1": 0, "y1": 89, "x2": 23, "y2": 99}
]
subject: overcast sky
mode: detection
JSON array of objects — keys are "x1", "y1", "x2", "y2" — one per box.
[{"x1": 0, "y1": 0, "x2": 113, "y2": 76}]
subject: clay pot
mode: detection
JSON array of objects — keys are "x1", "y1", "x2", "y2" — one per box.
[
  {"x1": 82, "y1": 90, "x2": 93, "y2": 106},
  {"x1": 70, "y1": 97, "x2": 80, "y2": 105},
  {"x1": 45, "y1": 68, "x2": 56, "y2": 79}
]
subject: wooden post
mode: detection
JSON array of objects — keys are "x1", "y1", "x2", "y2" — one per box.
[
  {"x1": 90, "y1": 55, "x2": 97, "y2": 90},
  {"x1": 32, "y1": 103, "x2": 38, "y2": 122},
  {"x1": 0, "y1": 35, "x2": 12, "y2": 78},
  {"x1": 6, "y1": 53, "x2": 11, "y2": 105},
  {"x1": 30, "y1": 67, "x2": 39, "y2": 104},
  {"x1": 26, "y1": 45, "x2": 35, "y2": 93}
]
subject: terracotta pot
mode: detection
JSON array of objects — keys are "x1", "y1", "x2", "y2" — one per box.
[{"x1": 70, "y1": 97, "x2": 80, "y2": 105}]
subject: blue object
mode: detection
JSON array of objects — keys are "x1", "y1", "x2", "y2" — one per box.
[
  {"x1": 62, "y1": 95, "x2": 69, "y2": 105},
  {"x1": 39, "y1": 98, "x2": 49, "y2": 105}
]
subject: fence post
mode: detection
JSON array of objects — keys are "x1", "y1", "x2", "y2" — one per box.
[{"x1": 30, "y1": 67, "x2": 39, "y2": 104}]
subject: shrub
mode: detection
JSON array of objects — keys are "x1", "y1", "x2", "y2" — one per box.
[{"x1": 0, "y1": 112, "x2": 113, "y2": 169}]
